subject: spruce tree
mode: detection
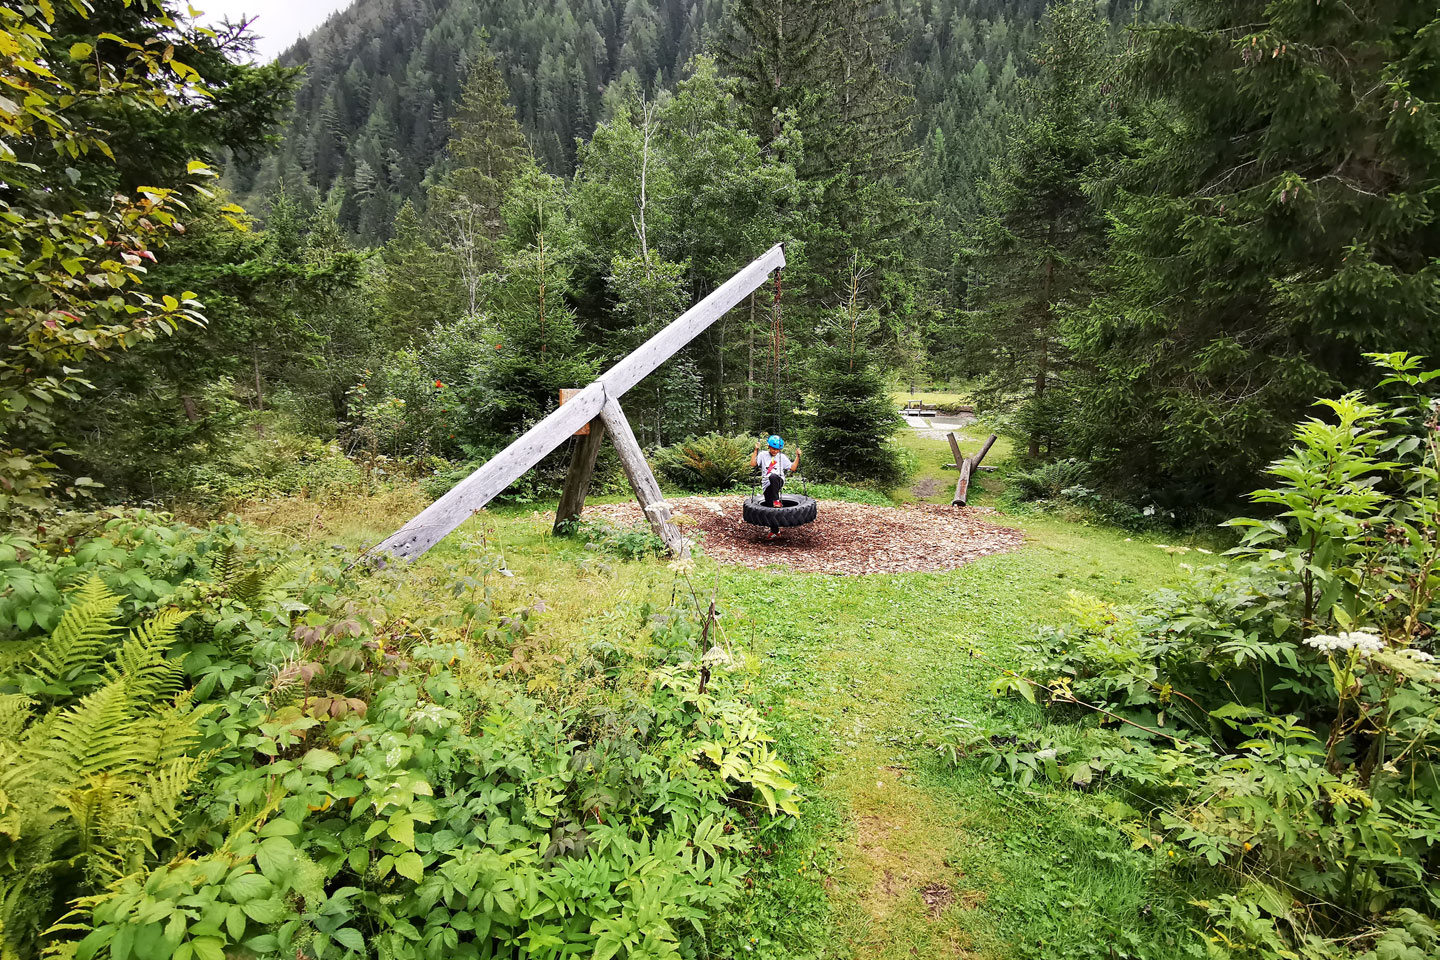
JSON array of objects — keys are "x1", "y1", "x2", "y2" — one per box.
[
  {"x1": 1073, "y1": 0, "x2": 1440, "y2": 504},
  {"x1": 372, "y1": 201, "x2": 467, "y2": 349},
  {"x1": 965, "y1": 0, "x2": 1123, "y2": 460},
  {"x1": 805, "y1": 265, "x2": 904, "y2": 487},
  {"x1": 485, "y1": 168, "x2": 598, "y2": 436},
  {"x1": 719, "y1": 0, "x2": 919, "y2": 292},
  {"x1": 445, "y1": 46, "x2": 530, "y2": 224}
]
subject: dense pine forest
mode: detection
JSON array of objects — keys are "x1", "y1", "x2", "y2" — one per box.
[{"x1": 3, "y1": 1, "x2": 1439, "y2": 959}]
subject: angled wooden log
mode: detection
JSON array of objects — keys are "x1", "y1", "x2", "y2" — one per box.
[
  {"x1": 372, "y1": 383, "x2": 608, "y2": 559},
  {"x1": 970, "y1": 433, "x2": 998, "y2": 469},
  {"x1": 953, "y1": 433, "x2": 999, "y2": 507},
  {"x1": 953, "y1": 459, "x2": 973, "y2": 506},
  {"x1": 946, "y1": 432, "x2": 964, "y2": 471},
  {"x1": 599, "y1": 397, "x2": 688, "y2": 557},
  {"x1": 553, "y1": 418, "x2": 606, "y2": 533},
  {"x1": 368, "y1": 243, "x2": 787, "y2": 561}
]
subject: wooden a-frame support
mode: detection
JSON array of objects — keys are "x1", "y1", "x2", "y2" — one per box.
[
  {"x1": 369, "y1": 243, "x2": 788, "y2": 561},
  {"x1": 949, "y1": 432, "x2": 997, "y2": 507}
]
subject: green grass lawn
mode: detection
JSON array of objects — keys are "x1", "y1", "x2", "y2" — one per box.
[
  {"x1": 890, "y1": 390, "x2": 972, "y2": 408},
  {"x1": 244, "y1": 481, "x2": 1210, "y2": 960}
]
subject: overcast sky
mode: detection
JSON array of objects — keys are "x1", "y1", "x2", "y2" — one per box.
[{"x1": 198, "y1": 0, "x2": 352, "y2": 62}]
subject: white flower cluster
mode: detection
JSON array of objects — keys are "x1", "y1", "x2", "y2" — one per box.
[
  {"x1": 701, "y1": 644, "x2": 732, "y2": 667},
  {"x1": 1303, "y1": 631, "x2": 1385, "y2": 657},
  {"x1": 1399, "y1": 648, "x2": 1435, "y2": 663}
]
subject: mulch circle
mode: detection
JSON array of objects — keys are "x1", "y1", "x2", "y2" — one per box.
[{"x1": 587, "y1": 496, "x2": 1025, "y2": 575}]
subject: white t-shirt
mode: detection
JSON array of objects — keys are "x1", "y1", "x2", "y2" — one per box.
[{"x1": 757, "y1": 451, "x2": 792, "y2": 480}]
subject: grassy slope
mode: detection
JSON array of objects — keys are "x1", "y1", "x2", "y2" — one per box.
[{"x1": 243, "y1": 443, "x2": 1212, "y2": 960}]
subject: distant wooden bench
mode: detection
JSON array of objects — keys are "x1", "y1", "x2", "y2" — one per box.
[{"x1": 902, "y1": 400, "x2": 939, "y2": 417}]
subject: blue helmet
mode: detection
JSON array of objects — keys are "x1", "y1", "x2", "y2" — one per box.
[{"x1": 767, "y1": 435, "x2": 784, "y2": 450}]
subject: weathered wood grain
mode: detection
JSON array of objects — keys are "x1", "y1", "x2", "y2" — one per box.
[
  {"x1": 597, "y1": 244, "x2": 785, "y2": 398},
  {"x1": 953, "y1": 459, "x2": 973, "y2": 506},
  {"x1": 553, "y1": 418, "x2": 606, "y2": 533},
  {"x1": 599, "y1": 397, "x2": 688, "y2": 557},
  {"x1": 971, "y1": 433, "x2": 998, "y2": 469},
  {"x1": 947, "y1": 432, "x2": 965, "y2": 470},
  {"x1": 370, "y1": 383, "x2": 606, "y2": 559}
]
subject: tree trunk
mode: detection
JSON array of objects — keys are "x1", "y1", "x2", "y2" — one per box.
[
  {"x1": 1030, "y1": 239, "x2": 1055, "y2": 460},
  {"x1": 715, "y1": 319, "x2": 726, "y2": 430},
  {"x1": 252, "y1": 347, "x2": 264, "y2": 413}
]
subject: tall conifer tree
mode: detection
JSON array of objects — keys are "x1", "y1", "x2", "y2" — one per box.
[
  {"x1": 1073, "y1": 0, "x2": 1440, "y2": 503},
  {"x1": 965, "y1": 0, "x2": 1123, "y2": 460}
]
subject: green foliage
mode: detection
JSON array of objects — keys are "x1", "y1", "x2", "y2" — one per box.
[
  {"x1": 966, "y1": 356, "x2": 1440, "y2": 957},
  {"x1": 1071, "y1": 0, "x2": 1440, "y2": 505},
  {"x1": 0, "y1": 2, "x2": 294, "y2": 519},
  {"x1": 370, "y1": 201, "x2": 468, "y2": 348},
  {"x1": 1009, "y1": 458, "x2": 1092, "y2": 502},
  {"x1": 961, "y1": 0, "x2": 1126, "y2": 460},
  {"x1": 486, "y1": 169, "x2": 599, "y2": 437},
  {"x1": 804, "y1": 277, "x2": 904, "y2": 487},
  {"x1": 575, "y1": 520, "x2": 670, "y2": 562},
  {"x1": 0, "y1": 510, "x2": 797, "y2": 958},
  {"x1": 0, "y1": 579, "x2": 203, "y2": 955},
  {"x1": 653, "y1": 435, "x2": 755, "y2": 491}
]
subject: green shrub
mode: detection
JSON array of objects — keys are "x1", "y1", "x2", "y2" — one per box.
[
  {"x1": 806, "y1": 302, "x2": 904, "y2": 487},
  {"x1": 653, "y1": 434, "x2": 754, "y2": 491},
  {"x1": 576, "y1": 519, "x2": 668, "y2": 560},
  {"x1": 1010, "y1": 458, "x2": 1091, "y2": 501},
  {"x1": 953, "y1": 355, "x2": 1440, "y2": 958},
  {"x1": 0, "y1": 510, "x2": 796, "y2": 959}
]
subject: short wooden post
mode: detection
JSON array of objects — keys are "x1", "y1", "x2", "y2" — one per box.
[
  {"x1": 553, "y1": 419, "x2": 606, "y2": 533},
  {"x1": 598, "y1": 396, "x2": 688, "y2": 557},
  {"x1": 947, "y1": 433, "x2": 965, "y2": 473}
]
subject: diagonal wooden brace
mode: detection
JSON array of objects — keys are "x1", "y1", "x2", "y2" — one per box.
[{"x1": 599, "y1": 397, "x2": 687, "y2": 557}]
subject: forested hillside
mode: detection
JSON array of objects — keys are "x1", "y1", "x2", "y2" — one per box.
[{"x1": 231, "y1": 0, "x2": 1091, "y2": 241}]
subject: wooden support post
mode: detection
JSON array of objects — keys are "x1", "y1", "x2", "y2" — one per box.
[
  {"x1": 947, "y1": 432, "x2": 964, "y2": 472},
  {"x1": 599, "y1": 397, "x2": 688, "y2": 557},
  {"x1": 553, "y1": 418, "x2": 606, "y2": 533}
]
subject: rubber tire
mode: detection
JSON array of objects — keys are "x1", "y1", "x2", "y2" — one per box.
[{"x1": 742, "y1": 493, "x2": 818, "y2": 528}]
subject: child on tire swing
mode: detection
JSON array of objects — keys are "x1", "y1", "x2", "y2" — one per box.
[{"x1": 752, "y1": 435, "x2": 801, "y2": 539}]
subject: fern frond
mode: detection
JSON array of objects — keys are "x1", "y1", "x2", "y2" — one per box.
[
  {"x1": 35, "y1": 681, "x2": 146, "y2": 782},
  {"x1": 0, "y1": 693, "x2": 35, "y2": 739},
  {"x1": 228, "y1": 570, "x2": 267, "y2": 606},
  {"x1": 132, "y1": 755, "x2": 208, "y2": 857},
  {"x1": 133, "y1": 696, "x2": 208, "y2": 768},
  {"x1": 208, "y1": 543, "x2": 243, "y2": 589},
  {"x1": 263, "y1": 556, "x2": 305, "y2": 594},
  {"x1": 105, "y1": 609, "x2": 192, "y2": 701},
  {"x1": 27, "y1": 577, "x2": 121, "y2": 697},
  {"x1": 63, "y1": 770, "x2": 142, "y2": 883}
]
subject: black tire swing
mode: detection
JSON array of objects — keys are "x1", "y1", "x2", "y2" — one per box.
[{"x1": 742, "y1": 265, "x2": 818, "y2": 531}]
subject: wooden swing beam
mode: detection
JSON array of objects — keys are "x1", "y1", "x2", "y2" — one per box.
[{"x1": 368, "y1": 243, "x2": 788, "y2": 561}]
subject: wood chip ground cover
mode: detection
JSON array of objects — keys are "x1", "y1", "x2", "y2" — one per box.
[{"x1": 588, "y1": 496, "x2": 1024, "y2": 574}]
